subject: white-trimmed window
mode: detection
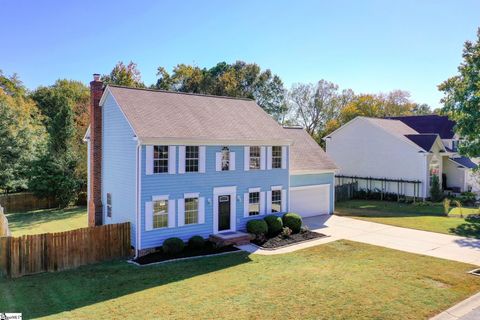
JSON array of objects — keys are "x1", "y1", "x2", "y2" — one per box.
[
  {"x1": 249, "y1": 146, "x2": 261, "y2": 170},
  {"x1": 249, "y1": 192, "x2": 260, "y2": 216},
  {"x1": 271, "y1": 190, "x2": 282, "y2": 213},
  {"x1": 153, "y1": 145, "x2": 169, "y2": 173},
  {"x1": 184, "y1": 197, "x2": 199, "y2": 225},
  {"x1": 106, "y1": 193, "x2": 112, "y2": 217},
  {"x1": 272, "y1": 146, "x2": 282, "y2": 169},
  {"x1": 153, "y1": 199, "x2": 169, "y2": 229},
  {"x1": 186, "y1": 146, "x2": 199, "y2": 172},
  {"x1": 221, "y1": 147, "x2": 230, "y2": 171}
]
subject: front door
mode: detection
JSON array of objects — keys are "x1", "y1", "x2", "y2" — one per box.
[{"x1": 218, "y1": 195, "x2": 231, "y2": 231}]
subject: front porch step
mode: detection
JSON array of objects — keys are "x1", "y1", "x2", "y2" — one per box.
[{"x1": 210, "y1": 231, "x2": 251, "y2": 247}]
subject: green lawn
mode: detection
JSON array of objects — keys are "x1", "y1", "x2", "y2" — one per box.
[
  {"x1": 1, "y1": 240, "x2": 479, "y2": 319},
  {"x1": 5, "y1": 206, "x2": 87, "y2": 236},
  {"x1": 336, "y1": 200, "x2": 480, "y2": 238}
]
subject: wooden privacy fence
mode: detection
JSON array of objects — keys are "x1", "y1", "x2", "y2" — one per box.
[
  {"x1": 0, "y1": 205, "x2": 11, "y2": 237},
  {"x1": 335, "y1": 182, "x2": 358, "y2": 202},
  {"x1": 0, "y1": 192, "x2": 58, "y2": 213},
  {"x1": 0, "y1": 222, "x2": 131, "y2": 278}
]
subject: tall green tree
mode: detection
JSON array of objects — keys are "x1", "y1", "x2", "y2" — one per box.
[
  {"x1": 152, "y1": 61, "x2": 287, "y2": 120},
  {"x1": 0, "y1": 71, "x2": 45, "y2": 193},
  {"x1": 438, "y1": 28, "x2": 480, "y2": 158},
  {"x1": 102, "y1": 61, "x2": 145, "y2": 88}
]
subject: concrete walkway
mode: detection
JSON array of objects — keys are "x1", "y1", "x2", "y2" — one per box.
[
  {"x1": 240, "y1": 215, "x2": 480, "y2": 265},
  {"x1": 431, "y1": 292, "x2": 480, "y2": 319}
]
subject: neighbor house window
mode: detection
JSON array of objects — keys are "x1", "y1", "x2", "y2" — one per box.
[
  {"x1": 185, "y1": 146, "x2": 199, "y2": 172},
  {"x1": 154, "y1": 145, "x2": 169, "y2": 173},
  {"x1": 222, "y1": 147, "x2": 230, "y2": 171},
  {"x1": 106, "y1": 193, "x2": 112, "y2": 217},
  {"x1": 249, "y1": 192, "x2": 260, "y2": 216},
  {"x1": 452, "y1": 140, "x2": 458, "y2": 152},
  {"x1": 153, "y1": 200, "x2": 168, "y2": 228},
  {"x1": 184, "y1": 197, "x2": 199, "y2": 225},
  {"x1": 271, "y1": 190, "x2": 282, "y2": 213},
  {"x1": 272, "y1": 146, "x2": 282, "y2": 169},
  {"x1": 249, "y1": 146, "x2": 260, "y2": 170}
]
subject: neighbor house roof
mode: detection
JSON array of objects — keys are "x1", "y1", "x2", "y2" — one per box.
[
  {"x1": 283, "y1": 127, "x2": 338, "y2": 173},
  {"x1": 104, "y1": 85, "x2": 292, "y2": 145},
  {"x1": 386, "y1": 115, "x2": 456, "y2": 139},
  {"x1": 450, "y1": 156, "x2": 478, "y2": 169},
  {"x1": 404, "y1": 134, "x2": 439, "y2": 151}
]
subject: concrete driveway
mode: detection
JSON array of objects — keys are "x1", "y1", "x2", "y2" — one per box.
[{"x1": 304, "y1": 215, "x2": 480, "y2": 265}]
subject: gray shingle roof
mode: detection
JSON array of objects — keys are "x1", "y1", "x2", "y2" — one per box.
[
  {"x1": 283, "y1": 127, "x2": 338, "y2": 173},
  {"x1": 106, "y1": 85, "x2": 292, "y2": 144}
]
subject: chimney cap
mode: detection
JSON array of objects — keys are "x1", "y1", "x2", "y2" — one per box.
[{"x1": 93, "y1": 73, "x2": 101, "y2": 81}]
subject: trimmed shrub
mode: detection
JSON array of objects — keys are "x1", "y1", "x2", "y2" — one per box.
[
  {"x1": 188, "y1": 235, "x2": 205, "y2": 250},
  {"x1": 282, "y1": 213, "x2": 303, "y2": 234},
  {"x1": 247, "y1": 219, "x2": 268, "y2": 236},
  {"x1": 162, "y1": 237, "x2": 185, "y2": 255},
  {"x1": 264, "y1": 215, "x2": 283, "y2": 236}
]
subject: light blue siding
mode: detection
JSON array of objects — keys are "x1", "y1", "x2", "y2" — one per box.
[
  {"x1": 102, "y1": 93, "x2": 138, "y2": 247},
  {"x1": 290, "y1": 173, "x2": 335, "y2": 213},
  {"x1": 140, "y1": 145, "x2": 289, "y2": 249}
]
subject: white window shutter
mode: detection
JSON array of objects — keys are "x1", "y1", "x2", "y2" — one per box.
[
  {"x1": 266, "y1": 147, "x2": 272, "y2": 170},
  {"x1": 281, "y1": 146, "x2": 287, "y2": 169},
  {"x1": 168, "y1": 146, "x2": 176, "y2": 174},
  {"x1": 244, "y1": 146, "x2": 250, "y2": 171},
  {"x1": 168, "y1": 199, "x2": 176, "y2": 228},
  {"x1": 266, "y1": 191, "x2": 272, "y2": 214},
  {"x1": 199, "y1": 146, "x2": 206, "y2": 173},
  {"x1": 146, "y1": 146, "x2": 154, "y2": 175},
  {"x1": 178, "y1": 198, "x2": 185, "y2": 227},
  {"x1": 178, "y1": 146, "x2": 185, "y2": 174},
  {"x1": 145, "y1": 201, "x2": 153, "y2": 231},
  {"x1": 260, "y1": 147, "x2": 266, "y2": 170},
  {"x1": 281, "y1": 189, "x2": 287, "y2": 212},
  {"x1": 199, "y1": 197, "x2": 205, "y2": 224},
  {"x1": 229, "y1": 152, "x2": 235, "y2": 171},
  {"x1": 244, "y1": 193, "x2": 249, "y2": 217},
  {"x1": 260, "y1": 192, "x2": 266, "y2": 215},
  {"x1": 215, "y1": 152, "x2": 222, "y2": 172}
]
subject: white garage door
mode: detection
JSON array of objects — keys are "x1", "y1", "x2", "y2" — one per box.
[{"x1": 290, "y1": 184, "x2": 330, "y2": 217}]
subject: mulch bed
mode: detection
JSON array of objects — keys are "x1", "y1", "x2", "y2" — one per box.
[
  {"x1": 252, "y1": 230, "x2": 327, "y2": 249},
  {"x1": 133, "y1": 241, "x2": 240, "y2": 265}
]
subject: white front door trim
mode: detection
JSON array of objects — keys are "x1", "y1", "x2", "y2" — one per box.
[{"x1": 213, "y1": 186, "x2": 237, "y2": 234}]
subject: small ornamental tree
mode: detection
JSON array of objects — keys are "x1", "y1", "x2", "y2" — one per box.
[{"x1": 429, "y1": 175, "x2": 443, "y2": 202}]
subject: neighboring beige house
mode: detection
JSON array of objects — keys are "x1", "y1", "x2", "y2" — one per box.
[{"x1": 325, "y1": 115, "x2": 478, "y2": 199}]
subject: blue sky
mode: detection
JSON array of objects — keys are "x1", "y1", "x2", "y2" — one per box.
[{"x1": 1, "y1": 0, "x2": 479, "y2": 107}]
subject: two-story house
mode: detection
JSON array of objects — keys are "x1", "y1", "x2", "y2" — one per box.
[
  {"x1": 325, "y1": 115, "x2": 478, "y2": 199},
  {"x1": 84, "y1": 74, "x2": 337, "y2": 256}
]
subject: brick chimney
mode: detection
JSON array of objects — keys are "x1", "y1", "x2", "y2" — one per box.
[{"x1": 88, "y1": 74, "x2": 104, "y2": 227}]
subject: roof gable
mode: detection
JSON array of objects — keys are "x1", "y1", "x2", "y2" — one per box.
[
  {"x1": 104, "y1": 85, "x2": 291, "y2": 144},
  {"x1": 404, "y1": 134, "x2": 439, "y2": 151}
]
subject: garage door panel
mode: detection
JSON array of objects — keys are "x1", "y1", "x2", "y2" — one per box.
[{"x1": 290, "y1": 184, "x2": 330, "y2": 217}]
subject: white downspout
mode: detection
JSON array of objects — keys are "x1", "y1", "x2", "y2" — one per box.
[{"x1": 134, "y1": 140, "x2": 141, "y2": 259}]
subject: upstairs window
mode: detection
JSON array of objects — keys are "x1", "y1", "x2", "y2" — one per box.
[
  {"x1": 184, "y1": 197, "x2": 199, "y2": 225},
  {"x1": 249, "y1": 146, "x2": 261, "y2": 170},
  {"x1": 249, "y1": 192, "x2": 260, "y2": 216},
  {"x1": 272, "y1": 146, "x2": 282, "y2": 169},
  {"x1": 154, "y1": 146, "x2": 169, "y2": 173},
  {"x1": 221, "y1": 147, "x2": 230, "y2": 171},
  {"x1": 186, "y1": 146, "x2": 199, "y2": 172},
  {"x1": 452, "y1": 140, "x2": 458, "y2": 152},
  {"x1": 153, "y1": 200, "x2": 168, "y2": 229},
  {"x1": 271, "y1": 190, "x2": 282, "y2": 213},
  {"x1": 106, "y1": 193, "x2": 112, "y2": 217}
]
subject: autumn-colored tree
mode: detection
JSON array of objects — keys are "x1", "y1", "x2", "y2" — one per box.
[{"x1": 101, "y1": 61, "x2": 145, "y2": 88}]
